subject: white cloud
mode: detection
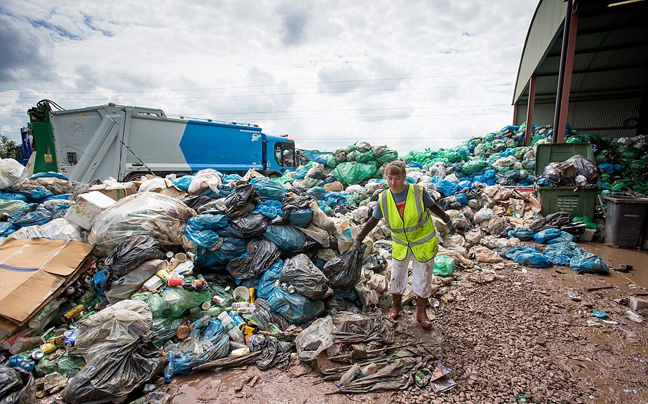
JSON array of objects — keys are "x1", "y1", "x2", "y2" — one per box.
[{"x1": 0, "y1": 0, "x2": 539, "y2": 156}]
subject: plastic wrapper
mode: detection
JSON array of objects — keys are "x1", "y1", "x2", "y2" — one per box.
[
  {"x1": 295, "y1": 316, "x2": 336, "y2": 361},
  {"x1": 0, "y1": 159, "x2": 27, "y2": 191},
  {"x1": 264, "y1": 225, "x2": 307, "y2": 252},
  {"x1": 61, "y1": 332, "x2": 165, "y2": 404},
  {"x1": 0, "y1": 366, "x2": 35, "y2": 404},
  {"x1": 323, "y1": 244, "x2": 364, "y2": 290},
  {"x1": 469, "y1": 245, "x2": 502, "y2": 263},
  {"x1": 105, "y1": 259, "x2": 165, "y2": 304},
  {"x1": 130, "y1": 288, "x2": 212, "y2": 319},
  {"x1": 74, "y1": 300, "x2": 153, "y2": 365},
  {"x1": 103, "y1": 235, "x2": 164, "y2": 288},
  {"x1": 251, "y1": 177, "x2": 287, "y2": 200},
  {"x1": 230, "y1": 213, "x2": 270, "y2": 238},
  {"x1": 188, "y1": 169, "x2": 222, "y2": 196},
  {"x1": 433, "y1": 255, "x2": 455, "y2": 276},
  {"x1": 227, "y1": 239, "x2": 281, "y2": 280},
  {"x1": 280, "y1": 254, "x2": 331, "y2": 300},
  {"x1": 6, "y1": 217, "x2": 82, "y2": 241}
]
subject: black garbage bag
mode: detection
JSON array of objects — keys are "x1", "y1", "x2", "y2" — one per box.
[
  {"x1": 324, "y1": 295, "x2": 357, "y2": 313},
  {"x1": 362, "y1": 253, "x2": 387, "y2": 273},
  {"x1": 103, "y1": 235, "x2": 164, "y2": 289},
  {"x1": 198, "y1": 184, "x2": 257, "y2": 217},
  {"x1": 250, "y1": 298, "x2": 291, "y2": 331},
  {"x1": 561, "y1": 221, "x2": 586, "y2": 238},
  {"x1": 564, "y1": 155, "x2": 599, "y2": 182},
  {"x1": 323, "y1": 244, "x2": 365, "y2": 290},
  {"x1": 227, "y1": 239, "x2": 280, "y2": 280},
  {"x1": 542, "y1": 162, "x2": 563, "y2": 185},
  {"x1": 0, "y1": 366, "x2": 34, "y2": 404},
  {"x1": 279, "y1": 254, "x2": 331, "y2": 300},
  {"x1": 282, "y1": 195, "x2": 315, "y2": 211},
  {"x1": 181, "y1": 195, "x2": 216, "y2": 211},
  {"x1": 529, "y1": 211, "x2": 572, "y2": 233},
  {"x1": 230, "y1": 213, "x2": 270, "y2": 238},
  {"x1": 61, "y1": 332, "x2": 165, "y2": 404},
  {"x1": 255, "y1": 338, "x2": 292, "y2": 371}
]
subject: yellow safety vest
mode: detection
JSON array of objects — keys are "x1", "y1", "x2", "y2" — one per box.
[{"x1": 379, "y1": 185, "x2": 438, "y2": 262}]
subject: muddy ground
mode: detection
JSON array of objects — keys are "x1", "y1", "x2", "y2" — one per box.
[{"x1": 40, "y1": 242, "x2": 648, "y2": 404}]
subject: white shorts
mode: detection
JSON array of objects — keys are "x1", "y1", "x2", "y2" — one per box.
[{"x1": 389, "y1": 249, "x2": 435, "y2": 298}]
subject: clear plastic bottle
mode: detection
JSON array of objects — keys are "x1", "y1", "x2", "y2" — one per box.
[
  {"x1": 337, "y1": 363, "x2": 361, "y2": 388},
  {"x1": 217, "y1": 311, "x2": 244, "y2": 342}
]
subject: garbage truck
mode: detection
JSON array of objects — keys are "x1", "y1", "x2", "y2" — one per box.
[{"x1": 22, "y1": 100, "x2": 297, "y2": 182}]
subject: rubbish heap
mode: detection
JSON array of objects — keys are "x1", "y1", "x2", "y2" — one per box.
[{"x1": 0, "y1": 122, "x2": 646, "y2": 402}]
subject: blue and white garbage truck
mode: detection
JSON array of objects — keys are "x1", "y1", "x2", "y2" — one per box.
[{"x1": 22, "y1": 100, "x2": 297, "y2": 182}]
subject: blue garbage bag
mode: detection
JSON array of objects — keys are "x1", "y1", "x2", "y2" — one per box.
[
  {"x1": 0, "y1": 222, "x2": 17, "y2": 237},
  {"x1": 434, "y1": 180, "x2": 457, "y2": 197},
  {"x1": 15, "y1": 186, "x2": 53, "y2": 203},
  {"x1": 50, "y1": 203, "x2": 70, "y2": 219},
  {"x1": 251, "y1": 178, "x2": 287, "y2": 200},
  {"x1": 29, "y1": 171, "x2": 69, "y2": 180},
  {"x1": 93, "y1": 269, "x2": 107, "y2": 296},
  {"x1": 266, "y1": 287, "x2": 325, "y2": 324},
  {"x1": 545, "y1": 231, "x2": 576, "y2": 245},
  {"x1": 504, "y1": 246, "x2": 551, "y2": 268},
  {"x1": 7, "y1": 204, "x2": 52, "y2": 228},
  {"x1": 196, "y1": 237, "x2": 249, "y2": 267},
  {"x1": 223, "y1": 174, "x2": 242, "y2": 182},
  {"x1": 42, "y1": 194, "x2": 72, "y2": 202},
  {"x1": 533, "y1": 228, "x2": 562, "y2": 244},
  {"x1": 0, "y1": 192, "x2": 27, "y2": 201},
  {"x1": 170, "y1": 322, "x2": 230, "y2": 376},
  {"x1": 251, "y1": 200, "x2": 284, "y2": 219},
  {"x1": 264, "y1": 225, "x2": 307, "y2": 252},
  {"x1": 257, "y1": 260, "x2": 284, "y2": 300},
  {"x1": 294, "y1": 167, "x2": 309, "y2": 180},
  {"x1": 323, "y1": 192, "x2": 348, "y2": 208},
  {"x1": 569, "y1": 253, "x2": 608, "y2": 274},
  {"x1": 507, "y1": 227, "x2": 534, "y2": 241},
  {"x1": 306, "y1": 187, "x2": 326, "y2": 200},
  {"x1": 172, "y1": 176, "x2": 194, "y2": 192},
  {"x1": 454, "y1": 193, "x2": 468, "y2": 206},
  {"x1": 288, "y1": 208, "x2": 313, "y2": 228},
  {"x1": 184, "y1": 214, "x2": 230, "y2": 249}
]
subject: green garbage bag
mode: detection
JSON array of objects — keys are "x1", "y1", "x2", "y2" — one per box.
[
  {"x1": 356, "y1": 151, "x2": 374, "y2": 163},
  {"x1": 326, "y1": 154, "x2": 338, "y2": 169},
  {"x1": 0, "y1": 199, "x2": 28, "y2": 216},
  {"x1": 35, "y1": 352, "x2": 86, "y2": 378},
  {"x1": 333, "y1": 162, "x2": 377, "y2": 186},
  {"x1": 462, "y1": 160, "x2": 488, "y2": 175},
  {"x1": 131, "y1": 285, "x2": 212, "y2": 318},
  {"x1": 433, "y1": 255, "x2": 455, "y2": 277},
  {"x1": 373, "y1": 146, "x2": 398, "y2": 165}
]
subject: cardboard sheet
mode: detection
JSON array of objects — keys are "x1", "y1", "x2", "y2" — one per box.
[{"x1": 0, "y1": 239, "x2": 93, "y2": 328}]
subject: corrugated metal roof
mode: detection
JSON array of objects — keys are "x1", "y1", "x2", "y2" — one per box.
[{"x1": 514, "y1": 0, "x2": 648, "y2": 104}]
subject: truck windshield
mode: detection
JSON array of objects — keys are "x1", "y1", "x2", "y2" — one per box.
[{"x1": 274, "y1": 142, "x2": 296, "y2": 168}]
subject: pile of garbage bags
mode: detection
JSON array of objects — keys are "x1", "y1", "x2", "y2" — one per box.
[{"x1": 0, "y1": 120, "x2": 645, "y2": 401}]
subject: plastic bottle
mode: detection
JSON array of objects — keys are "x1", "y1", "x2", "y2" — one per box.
[
  {"x1": 217, "y1": 312, "x2": 244, "y2": 342},
  {"x1": 336, "y1": 363, "x2": 361, "y2": 388},
  {"x1": 228, "y1": 311, "x2": 245, "y2": 327},
  {"x1": 164, "y1": 349, "x2": 175, "y2": 383},
  {"x1": 361, "y1": 363, "x2": 378, "y2": 376}
]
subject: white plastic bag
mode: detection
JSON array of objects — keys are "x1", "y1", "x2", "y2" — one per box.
[
  {"x1": 0, "y1": 159, "x2": 27, "y2": 190},
  {"x1": 188, "y1": 169, "x2": 222, "y2": 196},
  {"x1": 295, "y1": 316, "x2": 336, "y2": 360}
]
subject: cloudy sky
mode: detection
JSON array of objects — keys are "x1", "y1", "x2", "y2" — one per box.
[{"x1": 0, "y1": 0, "x2": 539, "y2": 155}]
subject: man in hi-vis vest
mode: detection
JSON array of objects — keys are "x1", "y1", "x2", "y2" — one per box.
[{"x1": 356, "y1": 160, "x2": 451, "y2": 328}]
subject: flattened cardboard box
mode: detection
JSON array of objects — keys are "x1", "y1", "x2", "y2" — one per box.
[
  {"x1": 89, "y1": 182, "x2": 139, "y2": 201},
  {"x1": 0, "y1": 239, "x2": 93, "y2": 328}
]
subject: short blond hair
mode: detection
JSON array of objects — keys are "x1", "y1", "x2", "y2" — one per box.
[{"x1": 385, "y1": 160, "x2": 407, "y2": 177}]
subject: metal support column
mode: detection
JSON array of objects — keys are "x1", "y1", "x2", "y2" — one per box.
[
  {"x1": 552, "y1": 0, "x2": 579, "y2": 143},
  {"x1": 525, "y1": 74, "x2": 537, "y2": 146}
]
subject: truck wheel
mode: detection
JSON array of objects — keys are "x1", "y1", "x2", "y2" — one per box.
[{"x1": 123, "y1": 172, "x2": 150, "y2": 182}]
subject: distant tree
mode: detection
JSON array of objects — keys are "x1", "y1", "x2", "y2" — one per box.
[{"x1": 0, "y1": 134, "x2": 20, "y2": 160}]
